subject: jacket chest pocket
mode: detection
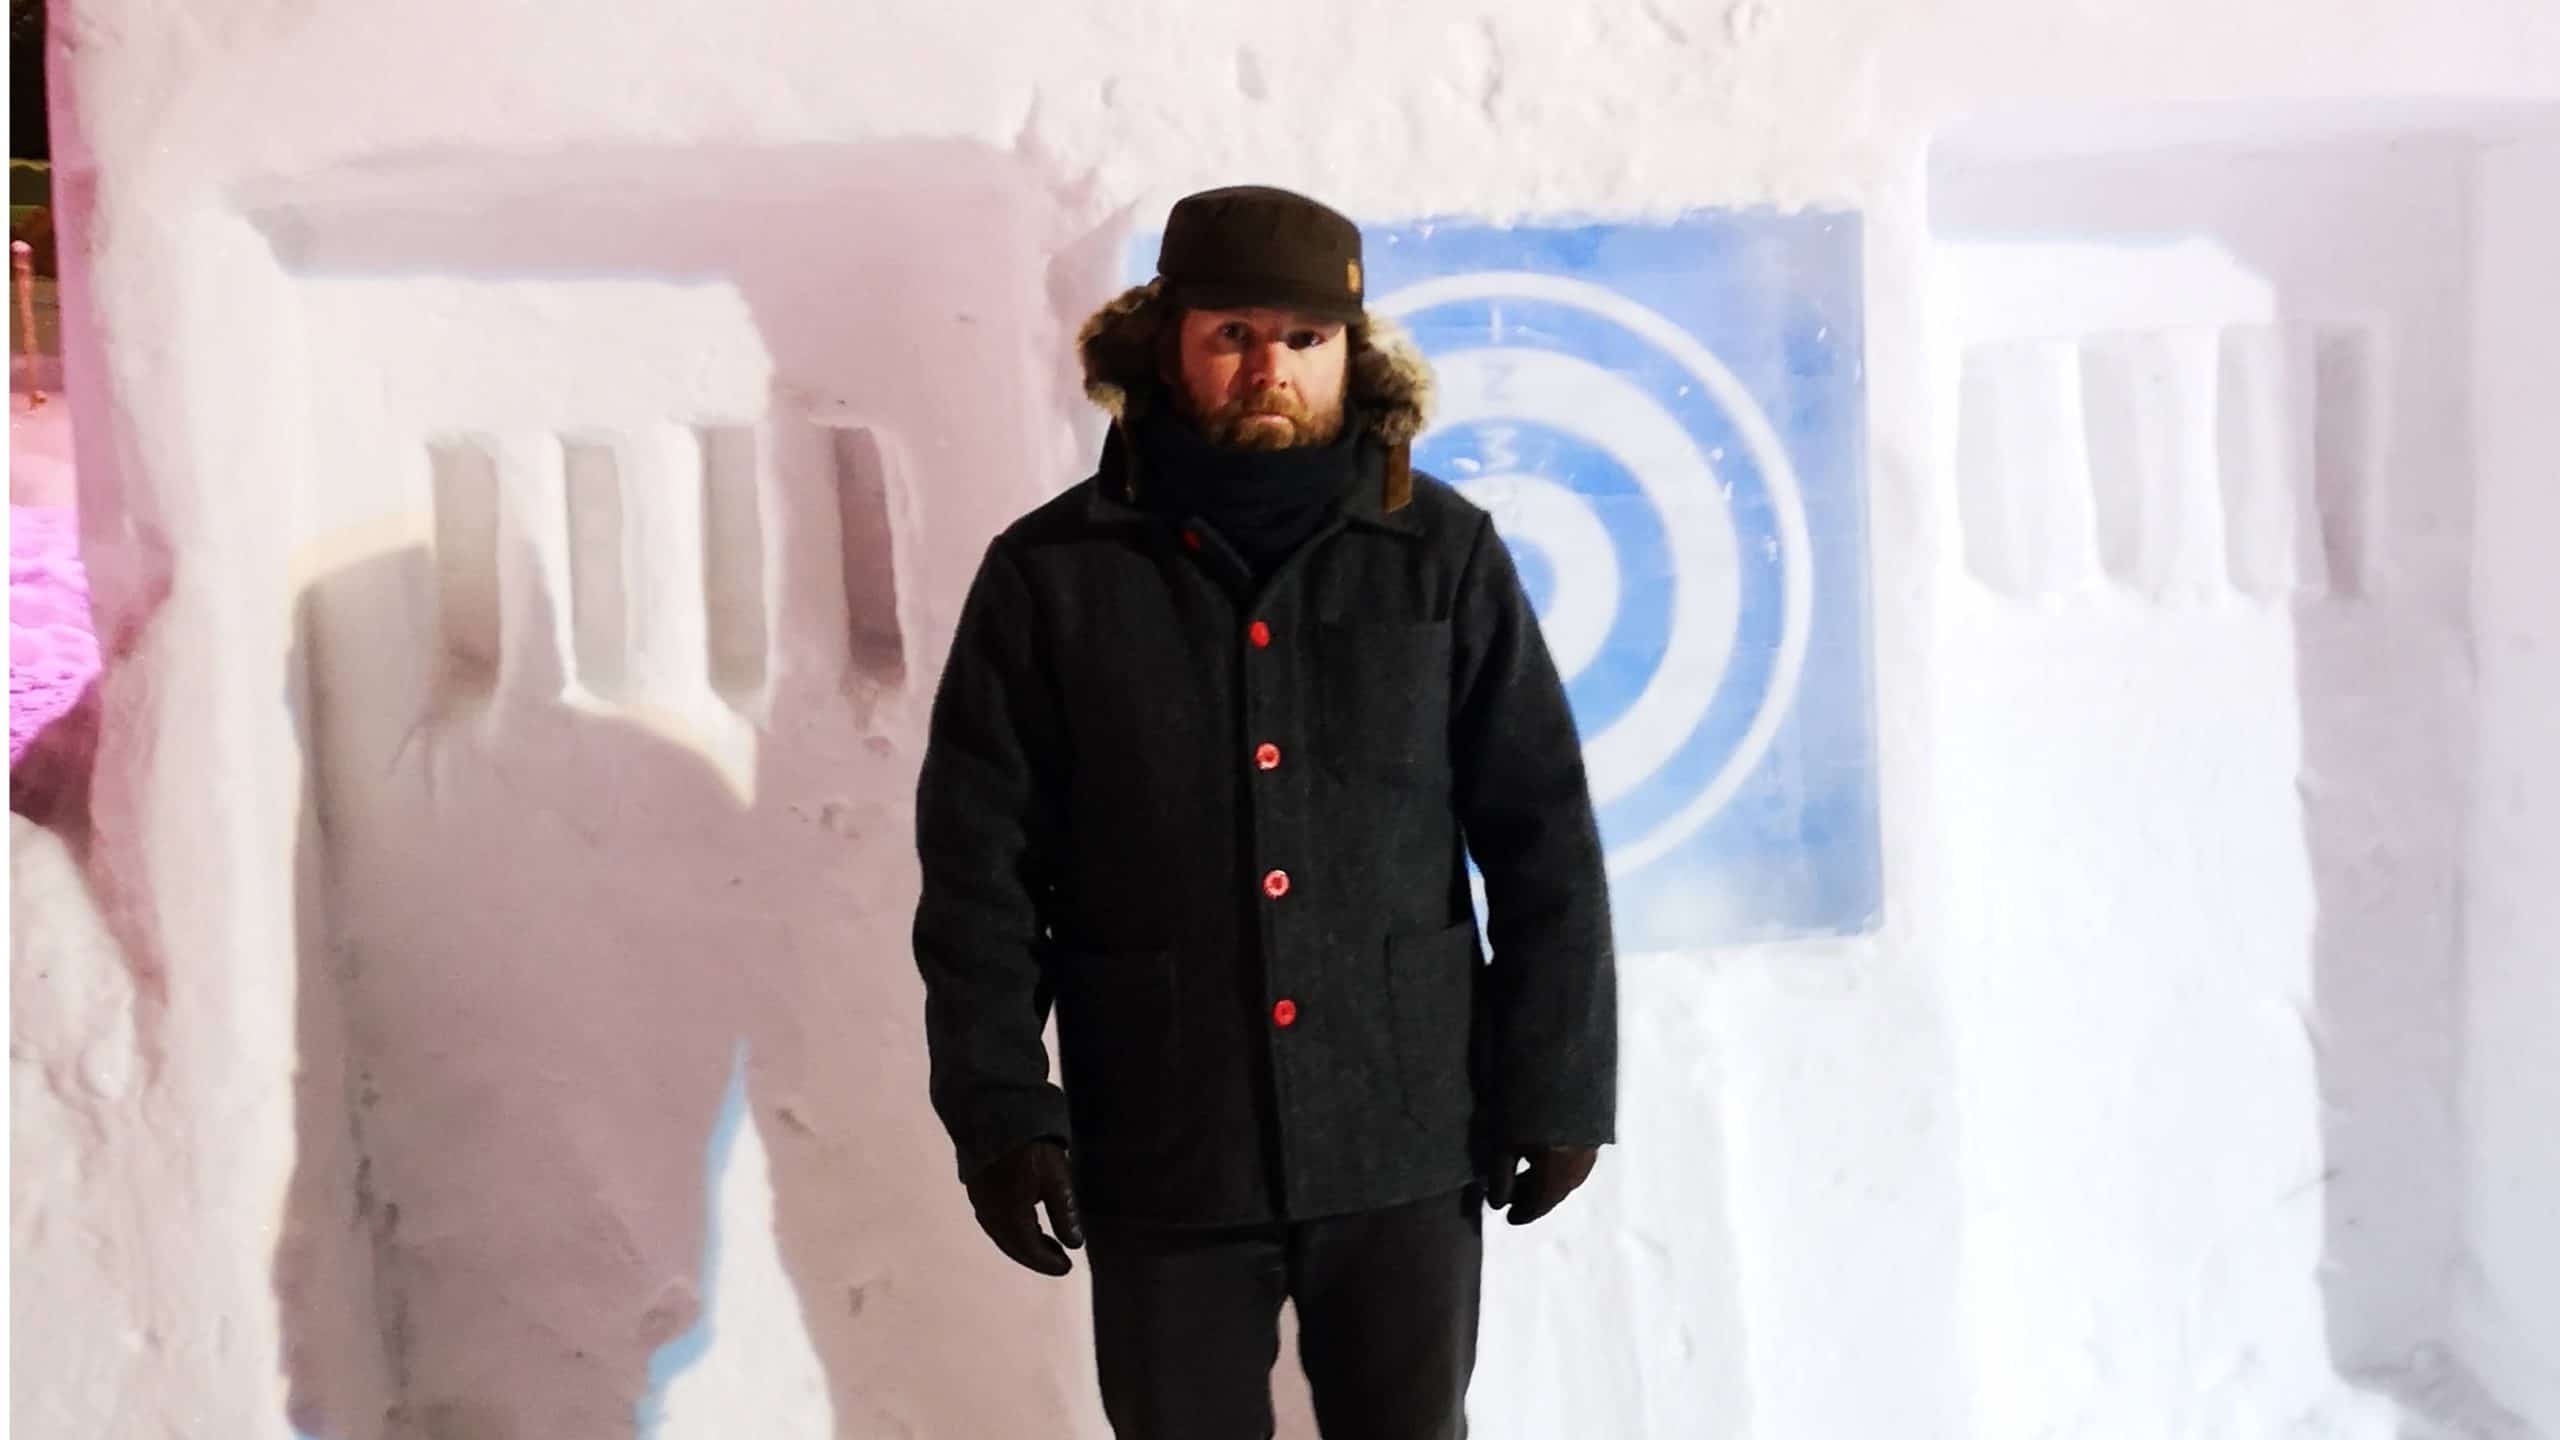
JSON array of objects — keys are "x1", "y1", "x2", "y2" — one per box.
[{"x1": 1310, "y1": 621, "x2": 1453, "y2": 787}]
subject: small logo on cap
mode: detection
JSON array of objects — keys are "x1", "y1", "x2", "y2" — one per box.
[{"x1": 1347, "y1": 259, "x2": 1363, "y2": 295}]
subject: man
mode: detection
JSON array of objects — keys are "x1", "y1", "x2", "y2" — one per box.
[{"x1": 913, "y1": 184, "x2": 1617, "y2": 1439}]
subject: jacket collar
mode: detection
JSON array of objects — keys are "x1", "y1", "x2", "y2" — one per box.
[{"x1": 1085, "y1": 421, "x2": 1422, "y2": 536}]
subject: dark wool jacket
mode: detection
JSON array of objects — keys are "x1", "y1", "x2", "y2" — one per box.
[{"x1": 914, "y1": 282, "x2": 1617, "y2": 1226}]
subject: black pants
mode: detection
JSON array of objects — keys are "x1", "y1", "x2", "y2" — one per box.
[{"x1": 1087, "y1": 1186, "x2": 1483, "y2": 1440}]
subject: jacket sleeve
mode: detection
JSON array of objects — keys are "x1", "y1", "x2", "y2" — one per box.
[
  {"x1": 1449, "y1": 513, "x2": 1619, "y2": 1149},
  {"x1": 913, "y1": 538, "x2": 1073, "y2": 1181}
]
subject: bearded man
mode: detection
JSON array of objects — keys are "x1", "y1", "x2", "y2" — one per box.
[{"x1": 914, "y1": 184, "x2": 1617, "y2": 1440}]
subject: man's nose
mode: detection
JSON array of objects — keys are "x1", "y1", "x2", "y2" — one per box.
[{"x1": 1241, "y1": 342, "x2": 1286, "y2": 388}]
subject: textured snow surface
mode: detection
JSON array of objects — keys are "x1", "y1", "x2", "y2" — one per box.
[{"x1": 11, "y1": 506, "x2": 98, "y2": 763}]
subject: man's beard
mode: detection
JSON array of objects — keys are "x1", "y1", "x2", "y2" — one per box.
[{"x1": 1183, "y1": 387, "x2": 1349, "y2": 452}]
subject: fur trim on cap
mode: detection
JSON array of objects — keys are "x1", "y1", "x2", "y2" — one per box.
[{"x1": 1076, "y1": 281, "x2": 1435, "y2": 447}]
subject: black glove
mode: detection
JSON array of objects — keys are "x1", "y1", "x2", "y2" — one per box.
[
  {"x1": 1485, "y1": 1144, "x2": 1600, "y2": 1226},
  {"x1": 965, "y1": 1138, "x2": 1086, "y2": 1276}
]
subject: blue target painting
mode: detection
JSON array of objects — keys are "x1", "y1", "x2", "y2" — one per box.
[{"x1": 1131, "y1": 212, "x2": 1879, "y2": 948}]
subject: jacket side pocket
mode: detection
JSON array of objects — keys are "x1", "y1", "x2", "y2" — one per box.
[
  {"x1": 1384, "y1": 920, "x2": 1481, "y2": 1131},
  {"x1": 1051, "y1": 948, "x2": 1179, "y2": 1158}
]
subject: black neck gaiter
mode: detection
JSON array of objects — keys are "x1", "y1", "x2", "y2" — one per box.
[{"x1": 1131, "y1": 404, "x2": 1365, "y2": 577}]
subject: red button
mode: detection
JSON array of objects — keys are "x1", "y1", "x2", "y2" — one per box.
[
  {"x1": 1272, "y1": 998, "x2": 1299, "y2": 1028},
  {"x1": 1249, "y1": 620, "x2": 1272, "y2": 648},
  {"x1": 1262, "y1": 868, "x2": 1291, "y2": 899},
  {"x1": 1182, "y1": 529, "x2": 1203, "y2": 552},
  {"x1": 1254, "y1": 742, "x2": 1282, "y2": 771}
]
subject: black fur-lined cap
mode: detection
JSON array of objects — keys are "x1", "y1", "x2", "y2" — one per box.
[{"x1": 1158, "y1": 185, "x2": 1369, "y2": 323}]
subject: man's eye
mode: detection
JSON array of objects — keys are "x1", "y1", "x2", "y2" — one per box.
[
  {"x1": 1287, "y1": 331, "x2": 1323, "y2": 349},
  {"x1": 1220, "y1": 323, "x2": 1250, "y2": 342}
]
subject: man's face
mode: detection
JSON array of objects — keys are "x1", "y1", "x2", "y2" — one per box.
[{"x1": 1164, "y1": 306, "x2": 1351, "y2": 451}]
